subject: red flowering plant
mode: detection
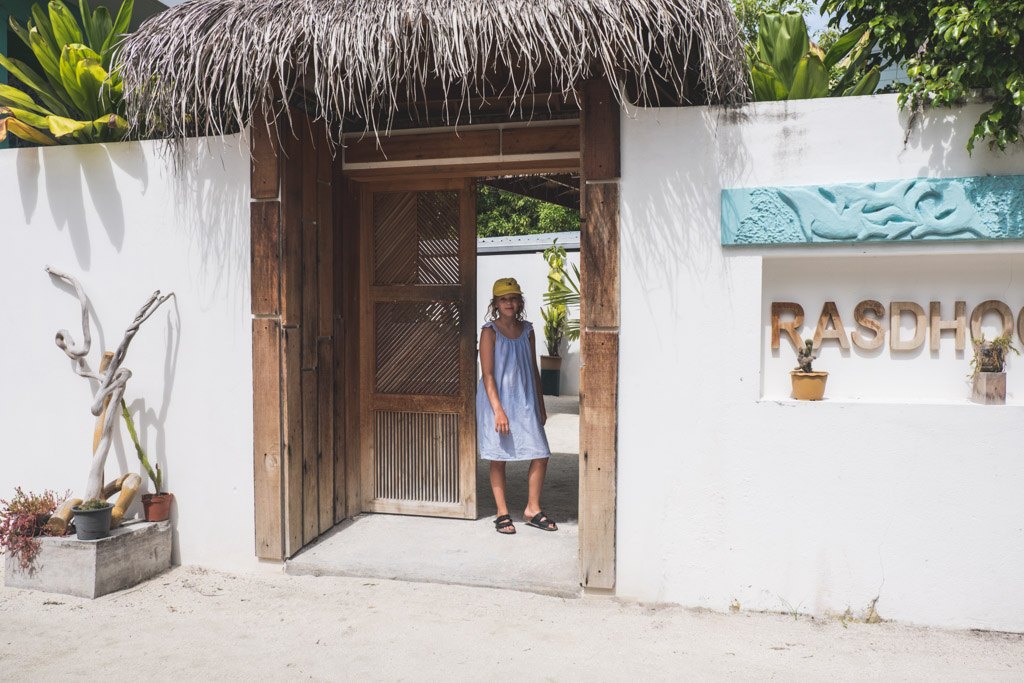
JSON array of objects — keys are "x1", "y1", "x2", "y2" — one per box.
[{"x1": 0, "y1": 488, "x2": 69, "y2": 570}]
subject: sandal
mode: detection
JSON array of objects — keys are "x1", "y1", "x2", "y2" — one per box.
[
  {"x1": 524, "y1": 511, "x2": 557, "y2": 532},
  {"x1": 494, "y1": 514, "x2": 516, "y2": 535}
]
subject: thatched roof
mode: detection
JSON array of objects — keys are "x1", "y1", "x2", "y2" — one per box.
[{"x1": 118, "y1": 0, "x2": 749, "y2": 140}]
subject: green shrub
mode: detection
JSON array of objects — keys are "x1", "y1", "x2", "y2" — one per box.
[{"x1": 0, "y1": 0, "x2": 134, "y2": 145}]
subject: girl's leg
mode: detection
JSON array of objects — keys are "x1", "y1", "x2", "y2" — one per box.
[
  {"x1": 490, "y1": 460, "x2": 510, "y2": 517},
  {"x1": 524, "y1": 457, "x2": 556, "y2": 530}
]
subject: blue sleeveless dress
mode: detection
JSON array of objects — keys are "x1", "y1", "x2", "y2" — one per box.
[{"x1": 477, "y1": 320, "x2": 551, "y2": 461}]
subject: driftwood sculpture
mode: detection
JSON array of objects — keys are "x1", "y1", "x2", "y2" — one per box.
[{"x1": 44, "y1": 267, "x2": 174, "y2": 533}]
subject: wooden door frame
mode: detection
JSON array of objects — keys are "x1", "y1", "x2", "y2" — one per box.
[{"x1": 250, "y1": 79, "x2": 619, "y2": 590}]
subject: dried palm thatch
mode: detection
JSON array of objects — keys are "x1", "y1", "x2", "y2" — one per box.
[{"x1": 118, "y1": 0, "x2": 748, "y2": 140}]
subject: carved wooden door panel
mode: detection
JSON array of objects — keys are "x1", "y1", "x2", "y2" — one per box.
[{"x1": 358, "y1": 179, "x2": 477, "y2": 518}]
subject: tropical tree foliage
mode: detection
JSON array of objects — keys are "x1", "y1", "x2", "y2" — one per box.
[
  {"x1": 747, "y1": 11, "x2": 880, "y2": 100},
  {"x1": 476, "y1": 185, "x2": 580, "y2": 238},
  {"x1": 821, "y1": 0, "x2": 1024, "y2": 152},
  {"x1": 543, "y1": 258, "x2": 581, "y2": 343},
  {"x1": 0, "y1": 0, "x2": 133, "y2": 145},
  {"x1": 729, "y1": 0, "x2": 813, "y2": 45}
]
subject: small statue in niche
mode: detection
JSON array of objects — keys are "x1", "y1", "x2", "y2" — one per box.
[{"x1": 795, "y1": 338, "x2": 816, "y2": 373}]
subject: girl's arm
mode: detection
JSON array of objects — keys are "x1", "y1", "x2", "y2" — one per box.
[
  {"x1": 528, "y1": 330, "x2": 547, "y2": 426},
  {"x1": 479, "y1": 327, "x2": 510, "y2": 434}
]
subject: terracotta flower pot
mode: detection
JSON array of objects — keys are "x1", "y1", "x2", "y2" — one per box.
[
  {"x1": 142, "y1": 493, "x2": 174, "y2": 522},
  {"x1": 790, "y1": 371, "x2": 828, "y2": 401}
]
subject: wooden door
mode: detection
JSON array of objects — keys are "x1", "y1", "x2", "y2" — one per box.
[{"x1": 358, "y1": 179, "x2": 477, "y2": 518}]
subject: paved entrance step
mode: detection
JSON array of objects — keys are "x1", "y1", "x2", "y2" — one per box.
[{"x1": 286, "y1": 513, "x2": 581, "y2": 599}]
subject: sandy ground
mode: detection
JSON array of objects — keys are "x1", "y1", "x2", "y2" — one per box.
[
  {"x1": 5, "y1": 396, "x2": 1022, "y2": 679},
  {"x1": 2, "y1": 564, "x2": 1022, "y2": 681}
]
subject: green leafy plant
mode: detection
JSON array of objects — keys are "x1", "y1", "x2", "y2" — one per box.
[
  {"x1": 970, "y1": 333, "x2": 1020, "y2": 376},
  {"x1": 543, "y1": 260, "x2": 581, "y2": 343},
  {"x1": 539, "y1": 241, "x2": 570, "y2": 356},
  {"x1": 729, "y1": 0, "x2": 814, "y2": 46},
  {"x1": 0, "y1": 488, "x2": 69, "y2": 569},
  {"x1": 121, "y1": 399, "x2": 162, "y2": 493},
  {"x1": 74, "y1": 498, "x2": 111, "y2": 511},
  {"x1": 747, "y1": 11, "x2": 880, "y2": 101},
  {"x1": 822, "y1": 0, "x2": 1024, "y2": 152},
  {"x1": 539, "y1": 305, "x2": 566, "y2": 357},
  {"x1": 0, "y1": 0, "x2": 134, "y2": 145}
]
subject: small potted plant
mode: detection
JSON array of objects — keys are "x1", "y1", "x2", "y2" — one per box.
[
  {"x1": 71, "y1": 498, "x2": 114, "y2": 540},
  {"x1": 539, "y1": 304, "x2": 566, "y2": 395},
  {"x1": 122, "y1": 399, "x2": 173, "y2": 521},
  {"x1": 0, "y1": 488, "x2": 67, "y2": 570},
  {"x1": 539, "y1": 241, "x2": 570, "y2": 396},
  {"x1": 970, "y1": 334, "x2": 1018, "y2": 404},
  {"x1": 791, "y1": 339, "x2": 828, "y2": 400}
]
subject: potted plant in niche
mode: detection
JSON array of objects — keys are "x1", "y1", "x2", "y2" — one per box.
[
  {"x1": 539, "y1": 305, "x2": 566, "y2": 395},
  {"x1": 71, "y1": 498, "x2": 114, "y2": 540},
  {"x1": 791, "y1": 339, "x2": 828, "y2": 400},
  {"x1": 970, "y1": 334, "x2": 1018, "y2": 405},
  {"x1": 539, "y1": 241, "x2": 570, "y2": 396},
  {"x1": 122, "y1": 399, "x2": 173, "y2": 521}
]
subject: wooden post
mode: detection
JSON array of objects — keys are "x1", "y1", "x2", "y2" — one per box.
[
  {"x1": 579, "y1": 78, "x2": 620, "y2": 590},
  {"x1": 250, "y1": 108, "x2": 285, "y2": 560},
  {"x1": 251, "y1": 107, "x2": 342, "y2": 560},
  {"x1": 341, "y1": 179, "x2": 362, "y2": 518}
]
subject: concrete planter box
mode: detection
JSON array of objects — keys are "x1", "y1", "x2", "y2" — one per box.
[{"x1": 4, "y1": 521, "x2": 172, "y2": 598}]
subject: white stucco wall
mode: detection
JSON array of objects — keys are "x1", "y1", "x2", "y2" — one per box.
[
  {"x1": 0, "y1": 135, "x2": 254, "y2": 571},
  {"x1": 618, "y1": 95, "x2": 1024, "y2": 631},
  {"x1": 477, "y1": 238, "x2": 581, "y2": 396}
]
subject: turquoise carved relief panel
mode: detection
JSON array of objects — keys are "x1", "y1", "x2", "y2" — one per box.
[{"x1": 720, "y1": 175, "x2": 1024, "y2": 245}]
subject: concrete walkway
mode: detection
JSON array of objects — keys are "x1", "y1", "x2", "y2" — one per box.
[{"x1": 287, "y1": 395, "x2": 581, "y2": 597}]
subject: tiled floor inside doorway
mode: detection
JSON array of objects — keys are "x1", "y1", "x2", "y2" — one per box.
[{"x1": 286, "y1": 396, "x2": 580, "y2": 597}]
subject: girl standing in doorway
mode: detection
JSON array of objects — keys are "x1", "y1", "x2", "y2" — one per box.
[{"x1": 478, "y1": 277, "x2": 557, "y2": 535}]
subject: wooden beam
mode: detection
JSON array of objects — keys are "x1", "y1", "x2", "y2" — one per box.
[
  {"x1": 344, "y1": 129, "x2": 501, "y2": 165},
  {"x1": 282, "y1": 326, "x2": 303, "y2": 557},
  {"x1": 250, "y1": 201, "x2": 280, "y2": 316},
  {"x1": 579, "y1": 330, "x2": 618, "y2": 589},
  {"x1": 342, "y1": 158, "x2": 579, "y2": 180},
  {"x1": 333, "y1": 314, "x2": 348, "y2": 524},
  {"x1": 301, "y1": 368, "x2": 319, "y2": 545},
  {"x1": 581, "y1": 79, "x2": 620, "y2": 182},
  {"x1": 250, "y1": 112, "x2": 280, "y2": 199},
  {"x1": 252, "y1": 319, "x2": 283, "y2": 559},
  {"x1": 458, "y1": 180, "x2": 478, "y2": 517},
  {"x1": 301, "y1": 114, "x2": 318, "y2": 224},
  {"x1": 343, "y1": 180, "x2": 362, "y2": 518},
  {"x1": 280, "y1": 112, "x2": 304, "y2": 328},
  {"x1": 502, "y1": 124, "x2": 579, "y2": 156},
  {"x1": 337, "y1": 171, "x2": 354, "y2": 524},
  {"x1": 580, "y1": 183, "x2": 620, "y2": 330},
  {"x1": 318, "y1": 153, "x2": 335, "y2": 339},
  {"x1": 318, "y1": 340, "x2": 335, "y2": 533},
  {"x1": 578, "y1": 78, "x2": 621, "y2": 590},
  {"x1": 301, "y1": 215, "x2": 319, "y2": 369}
]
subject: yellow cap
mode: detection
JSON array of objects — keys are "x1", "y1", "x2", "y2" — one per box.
[{"x1": 492, "y1": 277, "x2": 522, "y2": 297}]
